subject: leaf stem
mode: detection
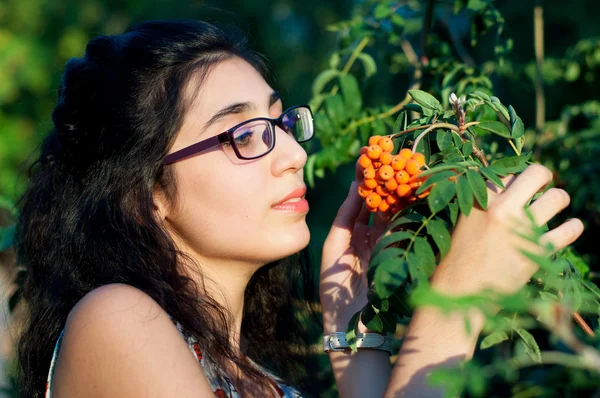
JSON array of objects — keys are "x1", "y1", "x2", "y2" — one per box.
[
  {"x1": 411, "y1": 123, "x2": 462, "y2": 153},
  {"x1": 330, "y1": 37, "x2": 371, "y2": 97}
]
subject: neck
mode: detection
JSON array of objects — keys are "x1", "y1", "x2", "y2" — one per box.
[{"x1": 184, "y1": 254, "x2": 263, "y2": 351}]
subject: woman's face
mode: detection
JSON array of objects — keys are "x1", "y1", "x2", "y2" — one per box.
[{"x1": 161, "y1": 57, "x2": 310, "y2": 268}]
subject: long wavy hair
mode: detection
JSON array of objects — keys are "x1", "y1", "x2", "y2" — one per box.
[{"x1": 15, "y1": 19, "x2": 317, "y2": 397}]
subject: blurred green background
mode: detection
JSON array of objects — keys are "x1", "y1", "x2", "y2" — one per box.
[{"x1": 1, "y1": 0, "x2": 600, "y2": 396}]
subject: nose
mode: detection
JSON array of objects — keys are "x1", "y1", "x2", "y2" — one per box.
[{"x1": 270, "y1": 126, "x2": 308, "y2": 176}]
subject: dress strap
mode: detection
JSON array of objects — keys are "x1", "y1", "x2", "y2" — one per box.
[{"x1": 44, "y1": 329, "x2": 65, "y2": 398}]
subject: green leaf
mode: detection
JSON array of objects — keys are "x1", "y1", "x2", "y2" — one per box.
[
  {"x1": 379, "y1": 310, "x2": 397, "y2": 333},
  {"x1": 403, "y1": 103, "x2": 423, "y2": 113},
  {"x1": 428, "y1": 179, "x2": 456, "y2": 213},
  {"x1": 416, "y1": 170, "x2": 457, "y2": 195},
  {"x1": 427, "y1": 218, "x2": 451, "y2": 259},
  {"x1": 339, "y1": 74, "x2": 362, "y2": 114},
  {"x1": 414, "y1": 238, "x2": 436, "y2": 276},
  {"x1": 436, "y1": 129, "x2": 453, "y2": 151},
  {"x1": 372, "y1": 231, "x2": 413, "y2": 258},
  {"x1": 408, "y1": 90, "x2": 443, "y2": 111},
  {"x1": 471, "y1": 90, "x2": 491, "y2": 101},
  {"x1": 466, "y1": 169, "x2": 488, "y2": 210},
  {"x1": 305, "y1": 154, "x2": 317, "y2": 188},
  {"x1": 374, "y1": 4, "x2": 394, "y2": 19},
  {"x1": 393, "y1": 111, "x2": 407, "y2": 135},
  {"x1": 361, "y1": 305, "x2": 384, "y2": 332},
  {"x1": 325, "y1": 94, "x2": 346, "y2": 127},
  {"x1": 480, "y1": 167, "x2": 505, "y2": 189},
  {"x1": 374, "y1": 257, "x2": 408, "y2": 298},
  {"x1": 388, "y1": 287, "x2": 412, "y2": 318},
  {"x1": 312, "y1": 69, "x2": 340, "y2": 96},
  {"x1": 515, "y1": 328, "x2": 542, "y2": 363},
  {"x1": 329, "y1": 52, "x2": 340, "y2": 69},
  {"x1": 480, "y1": 331, "x2": 509, "y2": 349},
  {"x1": 456, "y1": 175, "x2": 474, "y2": 216},
  {"x1": 508, "y1": 105, "x2": 525, "y2": 139},
  {"x1": 491, "y1": 153, "x2": 532, "y2": 175},
  {"x1": 462, "y1": 141, "x2": 473, "y2": 158},
  {"x1": 539, "y1": 291, "x2": 558, "y2": 301},
  {"x1": 388, "y1": 213, "x2": 426, "y2": 230},
  {"x1": 449, "y1": 202, "x2": 459, "y2": 226},
  {"x1": 477, "y1": 121, "x2": 511, "y2": 138},
  {"x1": 370, "y1": 247, "x2": 405, "y2": 267},
  {"x1": 357, "y1": 53, "x2": 377, "y2": 78},
  {"x1": 346, "y1": 311, "x2": 361, "y2": 352},
  {"x1": 0, "y1": 225, "x2": 15, "y2": 251}
]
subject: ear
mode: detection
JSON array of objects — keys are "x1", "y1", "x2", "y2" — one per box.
[{"x1": 152, "y1": 188, "x2": 169, "y2": 222}]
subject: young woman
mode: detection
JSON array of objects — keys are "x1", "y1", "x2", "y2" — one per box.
[{"x1": 15, "y1": 19, "x2": 583, "y2": 398}]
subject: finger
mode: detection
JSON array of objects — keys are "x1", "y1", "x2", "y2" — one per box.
[
  {"x1": 496, "y1": 164, "x2": 553, "y2": 208},
  {"x1": 356, "y1": 158, "x2": 364, "y2": 182},
  {"x1": 355, "y1": 201, "x2": 371, "y2": 226},
  {"x1": 326, "y1": 181, "x2": 364, "y2": 242},
  {"x1": 541, "y1": 218, "x2": 585, "y2": 254},
  {"x1": 372, "y1": 210, "x2": 389, "y2": 237},
  {"x1": 528, "y1": 188, "x2": 571, "y2": 225}
]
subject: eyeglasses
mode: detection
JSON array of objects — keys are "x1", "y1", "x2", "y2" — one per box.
[{"x1": 163, "y1": 105, "x2": 314, "y2": 164}]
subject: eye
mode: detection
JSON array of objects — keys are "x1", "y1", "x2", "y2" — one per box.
[{"x1": 234, "y1": 130, "x2": 254, "y2": 147}]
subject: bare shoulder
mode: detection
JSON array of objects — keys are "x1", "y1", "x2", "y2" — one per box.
[{"x1": 51, "y1": 283, "x2": 214, "y2": 398}]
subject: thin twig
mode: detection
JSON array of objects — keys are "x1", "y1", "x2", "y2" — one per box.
[
  {"x1": 330, "y1": 36, "x2": 371, "y2": 97},
  {"x1": 534, "y1": 2, "x2": 545, "y2": 135},
  {"x1": 411, "y1": 123, "x2": 462, "y2": 153}
]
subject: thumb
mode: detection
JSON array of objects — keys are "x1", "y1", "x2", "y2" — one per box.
[{"x1": 324, "y1": 181, "x2": 362, "y2": 249}]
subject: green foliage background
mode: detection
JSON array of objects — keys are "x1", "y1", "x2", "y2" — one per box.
[{"x1": 1, "y1": 0, "x2": 600, "y2": 396}]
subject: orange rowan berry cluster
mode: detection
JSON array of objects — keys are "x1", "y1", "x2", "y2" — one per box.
[{"x1": 357, "y1": 135, "x2": 430, "y2": 215}]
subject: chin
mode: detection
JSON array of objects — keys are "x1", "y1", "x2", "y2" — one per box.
[{"x1": 263, "y1": 225, "x2": 310, "y2": 262}]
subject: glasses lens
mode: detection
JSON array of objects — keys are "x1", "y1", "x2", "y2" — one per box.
[
  {"x1": 281, "y1": 107, "x2": 314, "y2": 143},
  {"x1": 231, "y1": 120, "x2": 273, "y2": 159}
]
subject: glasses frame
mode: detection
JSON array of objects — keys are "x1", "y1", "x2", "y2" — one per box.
[{"x1": 162, "y1": 104, "x2": 314, "y2": 164}]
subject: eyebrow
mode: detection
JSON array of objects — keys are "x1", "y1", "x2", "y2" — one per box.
[{"x1": 202, "y1": 91, "x2": 282, "y2": 132}]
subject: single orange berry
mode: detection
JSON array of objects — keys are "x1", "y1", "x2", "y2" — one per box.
[
  {"x1": 377, "y1": 165, "x2": 395, "y2": 181},
  {"x1": 367, "y1": 145, "x2": 382, "y2": 160},
  {"x1": 405, "y1": 159, "x2": 421, "y2": 176},
  {"x1": 390, "y1": 155, "x2": 406, "y2": 171},
  {"x1": 357, "y1": 184, "x2": 373, "y2": 198},
  {"x1": 359, "y1": 146, "x2": 369, "y2": 155},
  {"x1": 399, "y1": 148, "x2": 413, "y2": 160},
  {"x1": 395, "y1": 170, "x2": 410, "y2": 184},
  {"x1": 386, "y1": 192, "x2": 399, "y2": 205},
  {"x1": 384, "y1": 178, "x2": 398, "y2": 192},
  {"x1": 368, "y1": 135, "x2": 382, "y2": 146},
  {"x1": 365, "y1": 192, "x2": 382, "y2": 208},
  {"x1": 379, "y1": 152, "x2": 392, "y2": 165},
  {"x1": 358, "y1": 154, "x2": 372, "y2": 169},
  {"x1": 375, "y1": 185, "x2": 390, "y2": 197},
  {"x1": 363, "y1": 178, "x2": 378, "y2": 189},
  {"x1": 378, "y1": 137, "x2": 394, "y2": 152},
  {"x1": 411, "y1": 152, "x2": 425, "y2": 167},
  {"x1": 363, "y1": 166, "x2": 376, "y2": 179},
  {"x1": 396, "y1": 184, "x2": 412, "y2": 198},
  {"x1": 378, "y1": 200, "x2": 390, "y2": 213}
]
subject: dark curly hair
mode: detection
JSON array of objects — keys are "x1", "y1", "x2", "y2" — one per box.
[{"x1": 15, "y1": 19, "x2": 317, "y2": 397}]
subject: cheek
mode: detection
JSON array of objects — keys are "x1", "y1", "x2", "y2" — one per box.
[{"x1": 177, "y1": 158, "x2": 269, "y2": 226}]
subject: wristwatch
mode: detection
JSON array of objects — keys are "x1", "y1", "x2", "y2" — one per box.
[{"x1": 323, "y1": 332, "x2": 393, "y2": 355}]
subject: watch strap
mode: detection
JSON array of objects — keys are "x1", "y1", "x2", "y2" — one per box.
[{"x1": 323, "y1": 332, "x2": 392, "y2": 355}]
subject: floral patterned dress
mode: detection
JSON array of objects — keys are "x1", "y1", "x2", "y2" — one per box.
[{"x1": 45, "y1": 320, "x2": 303, "y2": 397}]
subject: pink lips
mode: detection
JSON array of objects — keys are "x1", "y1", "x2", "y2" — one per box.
[{"x1": 273, "y1": 186, "x2": 309, "y2": 213}]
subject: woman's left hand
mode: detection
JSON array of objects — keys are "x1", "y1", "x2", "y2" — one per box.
[{"x1": 319, "y1": 161, "x2": 388, "y2": 334}]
